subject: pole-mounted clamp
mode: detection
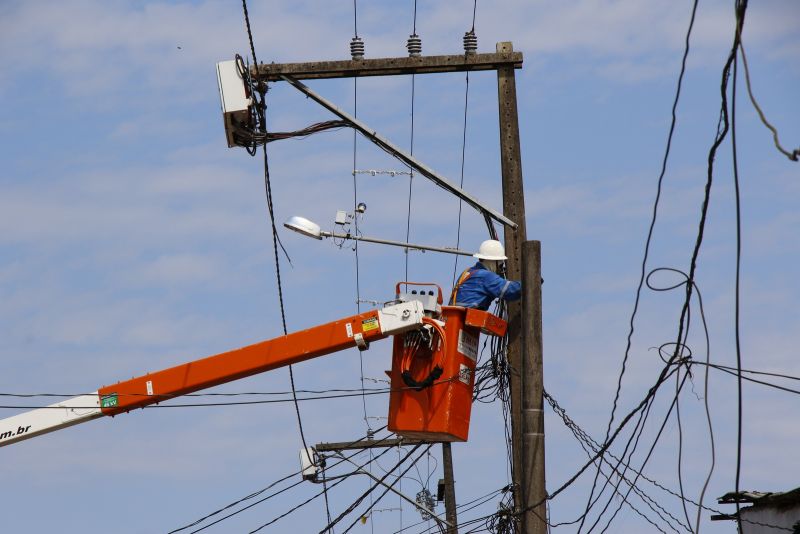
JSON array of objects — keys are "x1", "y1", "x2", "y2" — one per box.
[{"x1": 354, "y1": 333, "x2": 369, "y2": 351}]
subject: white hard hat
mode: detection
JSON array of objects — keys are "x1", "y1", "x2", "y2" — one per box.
[{"x1": 474, "y1": 239, "x2": 507, "y2": 261}]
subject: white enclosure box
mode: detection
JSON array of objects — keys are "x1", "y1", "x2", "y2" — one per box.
[
  {"x1": 216, "y1": 60, "x2": 254, "y2": 148},
  {"x1": 299, "y1": 447, "x2": 319, "y2": 480}
]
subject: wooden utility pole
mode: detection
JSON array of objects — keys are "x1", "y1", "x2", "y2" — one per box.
[
  {"x1": 496, "y1": 42, "x2": 547, "y2": 534},
  {"x1": 522, "y1": 241, "x2": 546, "y2": 531},
  {"x1": 496, "y1": 40, "x2": 527, "y2": 527},
  {"x1": 255, "y1": 44, "x2": 538, "y2": 533},
  {"x1": 442, "y1": 443, "x2": 458, "y2": 534}
]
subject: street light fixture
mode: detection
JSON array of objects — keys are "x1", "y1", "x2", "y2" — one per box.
[{"x1": 284, "y1": 216, "x2": 323, "y2": 240}]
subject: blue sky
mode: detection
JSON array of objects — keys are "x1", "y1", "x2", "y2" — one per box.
[{"x1": 1, "y1": 1, "x2": 799, "y2": 532}]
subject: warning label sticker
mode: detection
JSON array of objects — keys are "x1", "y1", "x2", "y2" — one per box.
[
  {"x1": 457, "y1": 330, "x2": 478, "y2": 361},
  {"x1": 361, "y1": 317, "x2": 380, "y2": 333}
]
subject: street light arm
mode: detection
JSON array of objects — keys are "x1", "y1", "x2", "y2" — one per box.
[{"x1": 320, "y1": 230, "x2": 473, "y2": 256}]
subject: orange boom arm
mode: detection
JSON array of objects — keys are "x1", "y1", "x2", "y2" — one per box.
[
  {"x1": 0, "y1": 300, "x2": 425, "y2": 446},
  {"x1": 98, "y1": 302, "x2": 425, "y2": 415}
]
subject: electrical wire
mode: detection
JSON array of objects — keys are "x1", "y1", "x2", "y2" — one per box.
[
  {"x1": 170, "y1": 428, "x2": 388, "y2": 533},
  {"x1": 649, "y1": 272, "x2": 716, "y2": 534},
  {"x1": 265, "y1": 120, "x2": 351, "y2": 142},
  {"x1": 451, "y1": 69, "x2": 472, "y2": 289},
  {"x1": 266, "y1": 132, "x2": 310, "y2": 453},
  {"x1": 459, "y1": 384, "x2": 792, "y2": 533},
  {"x1": 571, "y1": 388, "x2": 660, "y2": 531},
  {"x1": 339, "y1": 445, "x2": 434, "y2": 534},
  {"x1": 692, "y1": 4, "x2": 754, "y2": 531},
  {"x1": 545, "y1": 390, "x2": 690, "y2": 534},
  {"x1": 696, "y1": 293, "x2": 716, "y2": 534},
  {"x1": 319, "y1": 444, "x2": 424, "y2": 533},
  {"x1": 738, "y1": 40, "x2": 799, "y2": 162},
  {"x1": 732, "y1": 8, "x2": 746, "y2": 533},
  {"x1": 513, "y1": 361, "x2": 684, "y2": 519},
  {"x1": 0, "y1": 390, "x2": 389, "y2": 410},
  {"x1": 648, "y1": 267, "x2": 716, "y2": 534},
  {"x1": 0, "y1": 385, "x2": 440, "y2": 399},
  {"x1": 246, "y1": 448, "x2": 393, "y2": 534},
  {"x1": 169, "y1": 473, "x2": 303, "y2": 533},
  {"x1": 390, "y1": 487, "x2": 508, "y2": 534},
  {"x1": 674, "y1": 364, "x2": 692, "y2": 531},
  {"x1": 322, "y1": 461, "x2": 333, "y2": 534},
  {"x1": 581, "y1": 1, "x2": 750, "y2": 530},
  {"x1": 0, "y1": 380, "x2": 460, "y2": 411},
  {"x1": 702, "y1": 363, "x2": 800, "y2": 397},
  {"x1": 450, "y1": 0, "x2": 480, "y2": 289},
  {"x1": 585, "y1": 269, "x2": 705, "y2": 533},
  {"x1": 587, "y1": 1, "x2": 699, "y2": 527},
  {"x1": 347, "y1": 3, "x2": 377, "y2": 531},
  {"x1": 593, "y1": 372, "x2": 692, "y2": 533},
  {"x1": 239, "y1": 0, "x2": 310, "y2": 470},
  {"x1": 403, "y1": 0, "x2": 418, "y2": 283}
]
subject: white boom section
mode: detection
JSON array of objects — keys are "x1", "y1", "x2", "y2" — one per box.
[{"x1": 0, "y1": 393, "x2": 102, "y2": 447}]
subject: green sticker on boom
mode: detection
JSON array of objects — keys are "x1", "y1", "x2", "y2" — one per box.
[{"x1": 101, "y1": 393, "x2": 118, "y2": 408}]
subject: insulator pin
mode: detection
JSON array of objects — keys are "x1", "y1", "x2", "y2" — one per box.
[
  {"x1": 350, "y1": 36, "x2": 365, "y2": 60},
  {"x1": 463, "y1": 30, "x2": 477, "y2": 55},
  {"x1": 407, "y1": 34, "x2": 422, "y2": 57}
]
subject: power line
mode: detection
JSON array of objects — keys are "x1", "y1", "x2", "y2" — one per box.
[
  {"x1": 390, "y1": 487, "x2": 508, "y2": 534},
  {"x1": 244, "y1": 444, "x2": 398, "y2": 534},
  {"x1": 169, "y1": 428, "x2": 389, "y2": 533},
  {"x1": 0, "y1": 380, "x2": 460, "y2": 410},
  {"x1": 0, "y1": 384, "x2": 440, "y2": 399},
  {"x1": 545, "y1": 390, "x2": 691, "y2": 534},
  {"x1": 450, "y1": 0, "x2": 484, "y2": 290},
  {"x1": 738, "y1": 40, "x2": 799, "y2": 162},
  {"x1": 319, "y1": 444, "x2": 425, "y2": 533},
  {"x1": 339, "y1": 445, "x2": 434, "y2": 534},
  {"x1": 588, "y1": 0, "x2": 699, "y2": 527},
  {"x1": 591, "y1": 372, "x2": 692, "y2": 533},
  {"x1": 450, "y1": 68, "x2": 472, "y2": 289},
  {"x1": 582, "y1": 265, "x2": 712, "y2": 533},
  {"x1": 732, "y1": 15, "x2": 746, "y2": 534},
  {"x1": 645, "y1": 266, "x2": 717, "y2": 534},
  {"x1": 240, "y1": 0, "x2": 311, "y2": 468},
  {"x1": 248, "y1": 442, "x2": 400, "y2": 533},
  {"x1": 403, "y1": 0, "x2": 419, "y2": 283},
  {"x1": 703, "y1": 362, "x2": 800, "y2": 397},
  {"x1": 575, "y1": 2, "x2": 754, "y2": 530},
  {"x1": 724, "y1": 4, "x2": 749, "y2": 531},
  {"x1": 462, "y1": 383, "x2": 793, "y2": 533},
  {"x1": 507, "y1": 360, "x2": 685, "y2": 525},
  {"x1": 399, "y1": 4, "x2": 422, "y2": 530},
  {"x1": 345, "y1": 5, "x2": 379, "y2": 531}
]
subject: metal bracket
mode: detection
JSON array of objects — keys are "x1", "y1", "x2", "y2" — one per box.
[{"x1": 354, "y1": 333, "x2": 369, "y2": 351}]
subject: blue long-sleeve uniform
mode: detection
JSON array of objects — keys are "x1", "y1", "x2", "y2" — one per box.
[{"x1": 451, "y1": 262, "x2": 521, "y2": 310}]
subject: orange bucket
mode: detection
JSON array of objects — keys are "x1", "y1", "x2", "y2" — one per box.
[{"x1": 387, "y1": 306, "x2": 506, "y2": 442}]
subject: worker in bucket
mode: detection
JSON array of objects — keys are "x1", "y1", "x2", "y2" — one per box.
[{"x1": 450, "y1": 239, "x2": 521, "y2": 310}]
